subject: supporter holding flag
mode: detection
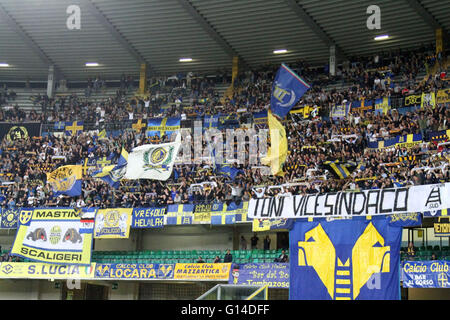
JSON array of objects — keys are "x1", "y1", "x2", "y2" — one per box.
[
  {"x1": 46, "y1": 165, "x2": 83, "y2": 197},
  {"x1": 92, "y1": 147, "x2": 128, "y2": 189},
  {"x1": 263, "y1": 63, "x2": 310, "y2": 175}
]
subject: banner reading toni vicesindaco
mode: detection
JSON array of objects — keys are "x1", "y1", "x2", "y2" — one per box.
[
  {"x1": 248, "y1": 183, "x2": 450, "y2": 219},
  {"x1": 10, "y1": 208, "x2": 94, "y2": 265}
]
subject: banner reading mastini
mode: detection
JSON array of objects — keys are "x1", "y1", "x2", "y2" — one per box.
[
  {"x1": 248, "y1": 183, "x2": 450, "y2": 219},
  {"x1": 10, "y1": 208, "x2": 94, "y2": 265}
]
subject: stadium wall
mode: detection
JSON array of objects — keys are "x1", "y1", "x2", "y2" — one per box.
[{"x1": 0, "y1": 279, "x2": 60, "y2": 300}]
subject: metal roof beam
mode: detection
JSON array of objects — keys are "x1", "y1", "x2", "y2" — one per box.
[
  {"x1": 81, "y1": 0, "x2": 153, "y2": 73},
  {"x1": 175, "y1": 0, "x2": 249, "y2": 68},
  {"x1": 405, "y1": 0, "x2": 450, "y2": 42},
  {"x1": 284, "y1": 0, "x2": 347, "y2": 60},
  {"x1": 0, "y1": 3, "x2": 65, "y2": 79}
]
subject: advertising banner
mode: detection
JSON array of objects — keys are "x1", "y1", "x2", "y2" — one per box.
[
  {"x1": 174, "y1": 263, "x2": 232, "y2": 281},
  {"x1": 229, "y1": 263, "x2": 289, "y2": 288},
  {"x1": 0, "y1": 262, "x2": 96, "y2": 279},
  {"x1": 10, "y1": 208, "x2": 94, "y2": 265},
  {"x1": 95, "y1": 263, "x2": 174, "y2": 280},
  {"x1": 402, "y1": 260, "x2": 450, "y2": 288}
]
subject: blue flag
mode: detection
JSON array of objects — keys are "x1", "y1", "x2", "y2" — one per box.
[
  {"x1": 216, "y1": 164, "x2": 243, "y2": 180},
  {"x1": 92, "y1": 148, "x2": 128, "y2": 189},
  {"x1": 289, "y1": 216, "x2": 402, "y2": 300},
  {"x1": 270, "y1": 63, "x2": 310, "y2": 120}
]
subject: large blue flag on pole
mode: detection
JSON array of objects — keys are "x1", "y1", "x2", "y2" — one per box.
[{"x1": 270, "y1": 63, "x2": 310, "y2": 120}]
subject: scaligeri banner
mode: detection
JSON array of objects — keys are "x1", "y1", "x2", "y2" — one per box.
[
  {"x1": 174, "y1": 263, "x2": 232, "y2": 281},
  {"x1": 94, "y1": 208, "x2": 132, "y2": 239},
  {"x1": 10, "y1": 208, "x2": 94, "y2": 265},
  {"x1": 0, "y1": 262, "x2": 96, "y2": 279}
]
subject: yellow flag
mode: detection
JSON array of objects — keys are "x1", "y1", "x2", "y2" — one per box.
[
  {"x1": 46, "y1": 165, "x2": 82, "y2": 196},
  {"x1": 261, "y1": 110, "x2": 287, "y2": 175}
]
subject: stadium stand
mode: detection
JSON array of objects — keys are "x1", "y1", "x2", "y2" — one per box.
[{"x1": 0, "y1": 0, "x2": 449, "y2": 300}]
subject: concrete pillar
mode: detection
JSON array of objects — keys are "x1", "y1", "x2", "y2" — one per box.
[
  {"x1": 231, "y1": 56, "x2": 239, "y2": 86},
  {"x1": 139, "y1": 63, "x2": 147, "y2": 95},
  {"x1": 47, "y1": 65, "x2": 55, "y2": 98},
  {"x1": 436, "y1": 28, "x2": 443, "y2": 55},
  {"x1": 329, "y1": 45, "x2": 336, "y2": 76}
]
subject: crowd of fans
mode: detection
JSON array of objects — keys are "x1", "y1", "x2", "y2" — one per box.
[{"x1": 0, "y1": 45, "x2": 449, "y2": 209}]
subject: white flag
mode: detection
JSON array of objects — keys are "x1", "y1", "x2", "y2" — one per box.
[{"x1": 124, "y1": 134, "x2": 181, "y2": 181}]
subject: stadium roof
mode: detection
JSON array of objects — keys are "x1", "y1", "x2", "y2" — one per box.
[{"x1": 0, "y1": 0, "x2": 448, "y2": 81}]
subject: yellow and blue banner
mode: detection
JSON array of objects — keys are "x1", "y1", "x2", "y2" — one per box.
[
  {"x1": 0, "y1": 122, "x2": 41, "y2": 142},
  {"x1": 436, "y1": 88, "x2": 450, "y2": 104},
  {"x1": 253, "y1": 110, "x2": 268, "y2": 129},
  {"x1": 146, "y1": 117, "x2": 180, "y2": 138},
  {"x1": 402, "y1": 260, "x2": 449, "y2": 288},
  {"x1": 131, "y1": 207, "x2": 166, "y2": 228},
  {"x1": 94, "y1": 208, "x2": 133, "y2": 239},
  {"x1": 434, "y1": 217, "x2": 450, "y2": 237},
  {"x1": 203, "y1": 114, "x2": 220, "y2": 130},
  {"x1": 132, "y1": 119, "x2": 147, "y2": 133},
  {"x1": 367, "y1": 133, "x2": 422, "y2": 149},
  {"x1": 210, "y1": 201, "x2": 248, "y2": 225},
  {"x1": 174, "y1": 263, "x2": 232, "y2": 281},
  {"x1": 216, "y1": 164, "x2": 244, "y2": 180},
  {"x1": 10, "y1": 208, "x2": 94, "y2": 265},
  {"x1": 388, "y1": 213, "x2": 422, "y2": 227},
  {"x1": 0, "y1": 262, "x2": 96, "y2": 279},
  {"x1": 429, "y1": 129, "x2": 450, "y2": 142},
  {"x1": 92, "y1": 148, "x2": 128, "y2": 189},
  {"x1": 374, "y1": 97, "x2": 391, "y2": 115},
  {"x1": 1, "y1": 207, "x2": 20, "y2": 229},
  {"x1": 65, "y1": 121, "x2": 84, "y2": 136},
  {"x1": 252, "y1": 218, "x2": 293, "y2": 232},
  {"x1": 164, "y1": 204, "x2": 194, "y2": 225},
  {"x1": 95, "y1": 263, "x2": 174, "y2": 280},
  {"x1": 322, "y1": 160, "x2": 356, "y2": 179},
  {"x1": 351, "y1": 99, "x2": 373, "y2": 113},
  {"x1": 330, "y1": 103, "x2": 351, "y2": 119},
  {"x1": 193, "y1": 204, "x2": 212, "y2": 224},
  {"x1": 46, "y1": 165, "x2": 82, "y2": 197},
  {"x1": 270, "y1": 63, "x2": 310, "y2": 120},
  {"x1": 229, "y1": 263, "x2": 289, "y2": 288},
  {"x1": 421, "y1": 92, "x2": 436, "y2": 109},
  {"x1": 404, "y1": 94, "x2": 422, "y2": 107},
  {"x1": 289, "y1": 216, "x2": 402, "y2": 300}
]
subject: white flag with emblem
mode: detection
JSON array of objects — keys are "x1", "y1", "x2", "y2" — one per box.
[{"x1": 124, "y1": 133, "x2": 181, "y2": 181}]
